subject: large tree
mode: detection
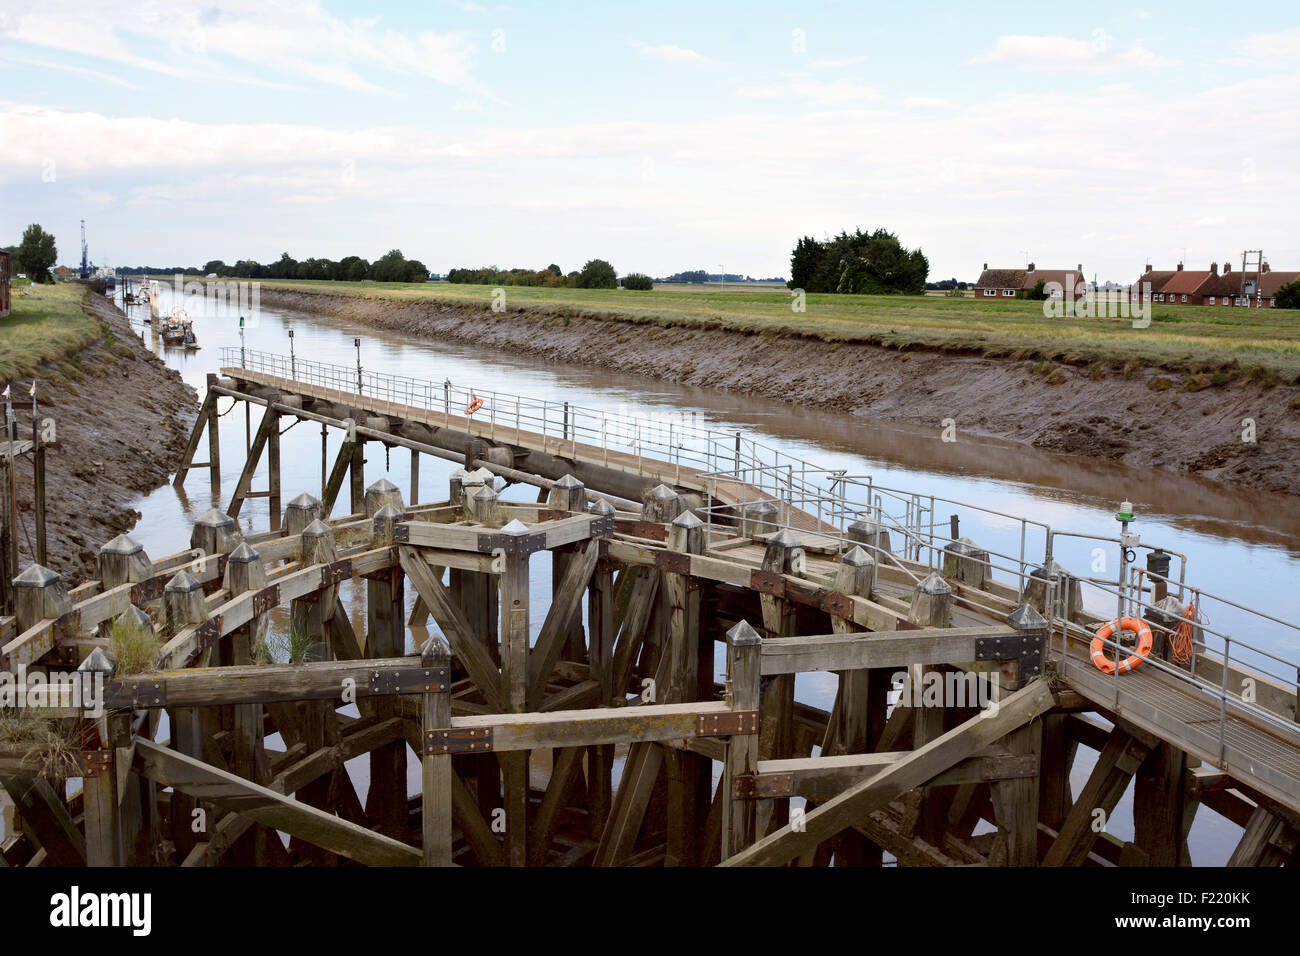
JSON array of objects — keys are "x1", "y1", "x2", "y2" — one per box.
[
  {"x1": 577, "y1": 258, "x2": 617, "y2": 289},
  {"x1": 17, "y1": 224, "x2": 57, "y2": 282},
  {"x1": 787, "y1": 228, "x2": 927, "y2": 294},
  {"x1": 1275, "y1": 280, "x2": 1300, "y2": 310}
]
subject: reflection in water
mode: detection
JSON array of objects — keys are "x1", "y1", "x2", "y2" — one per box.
[{"x1": 110, "y1": 283, "x2": 1300, "y2": 866}]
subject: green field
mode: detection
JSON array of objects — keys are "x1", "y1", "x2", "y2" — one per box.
[
  {"x1": 231, "y1": 278, "x2": 1300, "y2": 381},
  {"x1": 0, "y1": 283, "x2": 101, "y2": 382}
]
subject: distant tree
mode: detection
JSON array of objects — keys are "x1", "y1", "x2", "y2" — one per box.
[
  {"x1": 1274, "y1": 280, "x2": 1300, "y2": 310},
  {"x1": 17, "y1": 224, "x2": 57, "y2": 282},
  {"x1": 547, "y1": 263, "x2": 562, "y2": 276},
  {"x1": 577, "y1": 259, "x2": 617, "y2": 289},
  {"x1": 623, "y1": 273, "x2": 653, "y2": 291},
  {"x1": 371, "y1": 249, "x2": 408, "y2": 282},
  {"x1": 203, "y1": 259, "x2": 228, "y2": 275},
  {"x1": 1026, "y1": 279, "x2": 1048, "y2": 301},
  {"x1": 347, "y1": 258, "x2": 370, "y2": 282},
  {"x1": 404, "y1": 259, "x2": 430, "y2": 282},
  {"x1": 787, "y1": 228, "x2": 927, "y2": 295}
]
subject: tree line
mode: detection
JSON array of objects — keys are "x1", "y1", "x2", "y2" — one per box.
[
  {"x1": 117, "y1": 249, "x2": 431, "y2": 283},
  {"x1": 788, "y1": 228, "x2": 928, "y2": 294},
  {"x1": 448, "y1": 259, "x2": 620, "y2": 289}
]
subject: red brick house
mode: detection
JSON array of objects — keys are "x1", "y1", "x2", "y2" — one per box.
[
  {"x1": 974, "y1": 262, "x2": 1086, "y2": 299},
  {"x1": 1134, "y1": 260, "x2": 1298, "y2": 307}
]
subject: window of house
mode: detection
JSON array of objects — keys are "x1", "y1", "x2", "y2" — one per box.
[
  {"x1": 1209, "y1": 297, "x2": 1215, "y2": 305},
  {"x1": 1181, "y1": 295, "x2": 1187, "y2": 302},
  {"x1": 1002, "y1": 289, "x2": 1014, "y2": 296}
]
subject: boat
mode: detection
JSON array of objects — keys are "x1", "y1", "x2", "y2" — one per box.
[{"x1": 160, "y1": 308, "x2": 200, "y2": 349}]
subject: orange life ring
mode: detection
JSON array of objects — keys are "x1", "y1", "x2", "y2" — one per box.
[
  {"x1": 465, "y1": 397, "x2": 484, "y2": 415},
  {"x1": 1090, "y1": 617, "x2": 1153, "y2": 675}
]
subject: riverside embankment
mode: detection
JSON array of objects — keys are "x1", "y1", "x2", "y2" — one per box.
[
  {"x1": 2, "y1": 285, "x2": 196, "y2": 579},
  {"x1": 248, "y1": 285, "x2": 1300, "y2": 497}
]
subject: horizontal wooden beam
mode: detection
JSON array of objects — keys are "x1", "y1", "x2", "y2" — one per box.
[{"x1": 760, "y1": 625, "x2": 1020, "y2": 675}]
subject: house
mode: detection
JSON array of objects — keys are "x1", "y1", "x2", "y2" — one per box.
[
  {"x1": 54, "y1": 265, "x2": 73, "y2": 278},
  {"x1": 974, "y1": 262, "x2": 1086, "y2": 299},
  {"x1": 1134, "y1": 260, "x2": 1299, "y2": 307}
]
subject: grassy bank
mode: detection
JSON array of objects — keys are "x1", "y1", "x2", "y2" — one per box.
[
  {"x1": 0, "y1": 283, "x2": 101, "y2": 382},
  {"x1": 230, "y1": 278, "x2": 1300, "y2": 380}
]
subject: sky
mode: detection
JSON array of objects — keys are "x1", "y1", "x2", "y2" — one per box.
[{"x1": 1, "y1": 0, "x2": 1297, "y2": 283}]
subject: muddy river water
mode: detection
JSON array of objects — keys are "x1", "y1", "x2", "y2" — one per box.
[{"x1": 113, "y1": 282, "x2": 1300, "y2": 865}]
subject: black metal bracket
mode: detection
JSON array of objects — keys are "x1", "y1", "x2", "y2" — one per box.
[
  {"x1": 424, "y1": 727, "x2": 493, "y2": 755},
  {"x1": 369, "y1": 666, "x2": 449, "y2": 696},
  {"x1": 103, "y1": 677, "x2": 166, "y2": 710},
  {"x1": 974, "y1": 633, "x2": 1044, "y2": 679}
]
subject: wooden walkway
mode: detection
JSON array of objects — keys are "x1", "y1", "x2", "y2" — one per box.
[{"x1": 221, "y1": 366, "x2": 826, "y2": 532}]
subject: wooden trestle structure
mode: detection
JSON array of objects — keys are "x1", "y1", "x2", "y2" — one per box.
[{"x1": 1, "y1": 368, "x2": 1298, "y2": 868}]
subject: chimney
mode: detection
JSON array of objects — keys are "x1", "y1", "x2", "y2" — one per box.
[
  {"x1": 1210, "y1": 262, "x2": 1218, "y2": 274},
  {"x1": 1144, "y1": 264, "x2": 1152, "y2": 274},
  {"x1": 1263, "y1": 262, "x2": 1270, "y2": 273},
  {"x1": 1077, "y1": 263, "x2": 1082, "y2": 273},
  {"x1": 1027, "y1": 262, "x2": 1035, "y2": 272},
  {"x1": 1224, "y1": 262, "x2": 1232, "y2": 273},
  {"x1": 1176, "y1": 262, "x2": 1183, "y2": 271},
  {"x1": 983, "y1": 263, "x2": 987, "y2": 271}
]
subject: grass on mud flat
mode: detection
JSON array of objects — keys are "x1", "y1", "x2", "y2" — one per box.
[
  {"x1": 0, "y1": 283, "x2": 101, "y2": 382},
  {"x1": 244, "y1": 278, "x2": 1300, "y2": 381}
]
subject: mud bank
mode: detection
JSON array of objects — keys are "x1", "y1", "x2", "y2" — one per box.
[
  {"x1": 5, "y1": 290, "x2": 197, "y2": 580},
  {"x1": 257, "y1": 288, "x2": 1300, "y2": 496}
]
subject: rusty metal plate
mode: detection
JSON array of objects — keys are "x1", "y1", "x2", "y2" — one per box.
[
  {"x1": 655, "y1": 551, "x2": 692, "y2": 575},
  {"x1": 52, "y1": 609, "x2": 83, "y2": 643},
  {"x1": 696, "y1": 710, "x2": 759, "y2": 737},
  {"x1": 252, "y1": 584, "x2": 280, "y2": 617},
  {"x1": 321, "y1": 559, "x2": 352, "y2": 588},
  {"x1": 81, "y1": 749, "x2": 112, "y2": 778},
  {"x1": 369, "y1": 666, "x2": 449, "y2": 696},
  {"x1": 615, "y1": 520, "x2": 668, "y2": 542},
  {"x1": 818, "y1": 591, "x2": 854, "y2": 619},
  {"x1": 732, "y1": 771, "x2": 793, "y2": 800},
  {"x1": 749, "y1": 570, "x2": 785, "y2": 598},
  {"x1": 424, "y1": 727, "x2": 493, "y2": 755},
  {"x1": 195, "y1": 615, "x2": 223, "y2": 650},
  {"x1": 129, "y1": 576, "x2": 168, "y2": 604},
  {"x1": 979, "y1": 753, "x2": 1040, "y2": 781},
  {"x1": 590, "y1": 514, "x2": 615, "y2": 537}
]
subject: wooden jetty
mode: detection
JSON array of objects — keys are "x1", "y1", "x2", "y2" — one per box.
[{"x1": 1, "y1": 349, "x2": 1297, "y2": 868}]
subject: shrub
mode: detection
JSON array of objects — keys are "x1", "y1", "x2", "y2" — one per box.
[
  {"x1": 1274, "y1": 279, "x2": 1300, "y2": 310},
  {"x1": 623, "y1": 273, "x2": 653, "y2": 291}
]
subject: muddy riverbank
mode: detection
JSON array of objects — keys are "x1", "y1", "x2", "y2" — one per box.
[
  {"x1": 5, "y1": 289, "x2": 197, "y2": 580},
  {"x1": 253, "y1": 287, "x2": 1300, "y2": 496}
]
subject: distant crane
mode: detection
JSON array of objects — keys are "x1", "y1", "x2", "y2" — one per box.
[{"x1": 79, "y1": 220, "x2": 89, "y2": 279}]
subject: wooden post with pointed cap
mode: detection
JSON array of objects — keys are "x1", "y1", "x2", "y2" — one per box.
[
  {"x1": 722, "y1": 620, "x2": 762, "y2": 860},
  {"x1": 421, "y1": 633, "x2": 453, "y2": 865},
  {"x1": 365, "y1": 486, "x2": 407, "y2": 842},
  {"x1": 756, "y1": 528, "x2": 802, "y2": 835},
  {"x1": 499, "y1": 517, "x2": 532, "y2": 866},
  {"x1": 97, "y1": 534, "x2": 151, "y2": 590},
  {"x1": 79, "y1": 647, "x2": 120, "y2": 867},
  {"x1": 664, "y1": 509, "x2": 707, "y2": 866}
]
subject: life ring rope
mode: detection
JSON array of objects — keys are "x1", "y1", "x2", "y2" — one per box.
[
  {"x1": 465, "y1": 396, "x2": 484, "y2": 415},
  {"x1": 1089, "y1": 616, "x2": 1153, "y2": 675}
]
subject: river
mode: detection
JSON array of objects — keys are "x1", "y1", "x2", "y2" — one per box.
[{"x1": 114, "y1": 280, "x2": 1300, "y2": 865}]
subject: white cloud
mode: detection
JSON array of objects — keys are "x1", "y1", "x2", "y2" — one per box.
[
  {"x1": 736, "y1": 73, "x2": 880, "y2": 104},
  {"x1": 1240, "y1": 26, "x2": 1300, "y2": 63},
  {"x1": 809, "y1": 56, "x2": 868, "y2": 69},
  {"x1": 631, "y1": 42, "x2": 713, "y2": 65},
  {"x1": 902, "y1": 96, "x2": 956, "y2": 110},
  {"x1": 971, "y1": 33, "x2": 1178, "y2": 73},
  {"x1": 0, "y1": 0, "x2": 499, "y2": 100},
  {"x1": 3, "y1": 69, "x2": 1297, "y2": 281}
]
